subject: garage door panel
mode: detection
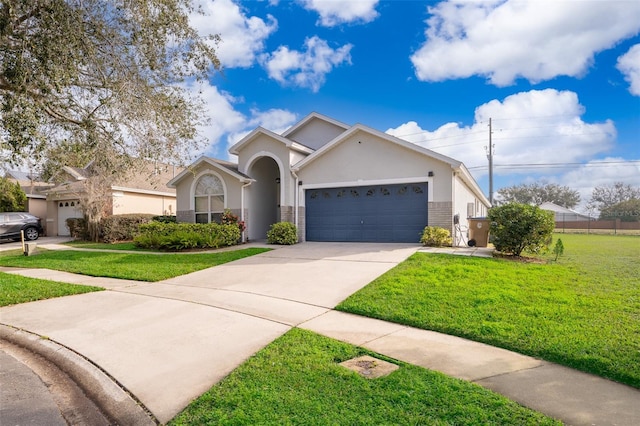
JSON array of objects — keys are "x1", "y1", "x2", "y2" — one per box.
[{"x1": 305, "y1": 183, "x2": 428, "y2": 243}]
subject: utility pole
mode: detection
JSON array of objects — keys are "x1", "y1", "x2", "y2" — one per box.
[{"x1": 486, "y1": 118, "x2": 494, "y2": 205}]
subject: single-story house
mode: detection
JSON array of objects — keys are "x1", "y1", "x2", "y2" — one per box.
[
  {"x1": 44, "y1": 162, "x2": 181, "y2": 236},
  {"x1": 169, "y1": 112, "x2": 490, "y2": 244},
  {"x1": 540, "y1": 202, "x2": 592, "y2": 222}
]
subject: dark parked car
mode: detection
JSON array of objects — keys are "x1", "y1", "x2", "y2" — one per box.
[{"x1": 0, "y1": 212, "x2": 43, "y2": 241}]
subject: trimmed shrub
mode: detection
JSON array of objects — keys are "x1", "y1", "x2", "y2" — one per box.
[
  {"x1": 221, "y1": 209, "x2": 246, "y2": 234},
  {"x1": 266, "y1": 222, "x2": 298, "y2": 245},
  {"x1": 488, "y1": 203, "x2": 555, "y2": 256},
  {"x1": 152, "y1": 215, "x2": 177, "y2": 223},
  {"x1": 66, "y1": 217, "x2": 88, "y2": 240},
  {"x1": 101, "y1": 214, "x2": 155, "y2": 243},
  {"x1": 420, "y1": 226, "x2": 452, "y2": 247},
  {"x1": 134, "y1": 222, "x2": 240, "y2": 251}
]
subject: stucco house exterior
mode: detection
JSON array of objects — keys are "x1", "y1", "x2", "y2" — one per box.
[
  {"x1": 168, "y1": 112, "x2": 490, "y2": 244},
  {"x1": 44, "y1": 162, "x2": 181, "y2": 236}
]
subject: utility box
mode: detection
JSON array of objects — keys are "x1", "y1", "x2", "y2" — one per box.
[
  {"x1": 24, "y1": 242, "x2": 37, "y2": 256},
  {"x1": 468, "y1": 218, "x2": 490, "y2": 247}
]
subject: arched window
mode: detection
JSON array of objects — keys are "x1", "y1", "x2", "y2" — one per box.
[{"x1": 194, "y1": 174, "x2": 225, "y2": 223}]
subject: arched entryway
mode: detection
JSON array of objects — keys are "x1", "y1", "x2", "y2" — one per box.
[{"x1": 247, "y1": 156, "x2": 281, "y2": 241}]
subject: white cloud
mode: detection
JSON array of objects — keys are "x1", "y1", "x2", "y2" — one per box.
[
  {"x1": 261, "y1": 36, "x2": 352, "y2": 92},
  {"x1": 559, "y1": 158, "x2": 640, "y2": 213},
  {"x1": 188, "y1": 82, "x2": 246, "y2": 156},
  {"x1": 226, "y1": 108, "x2": 298, "y2": 150},
  {"x1": 191, "y1": 0, "x2": 277, "y2": 68},
  {"x1": 387, "y1": 89, "x2": 616, "y2": 176},
  {"x1": 299, "y1": 0, "x2": 379, "y2": 27},
  {"x1": 411, "y1": 0, "x2": 640, "y2": 86},
  {"x1": 617, "y1": 43, "x2": 640, "y2": 96}
]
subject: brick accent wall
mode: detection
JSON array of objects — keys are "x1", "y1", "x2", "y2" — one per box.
[
  {"x1": 280, "y1": 205, "x2": 294, "y2": 224},
  {"x1": 176, "y1": 210, "x2": 195, "y2": 223},
  {"x1": 428, "y1": 201, "x2": 453, "y2": 235},
  {"x1": 297, "y1": 206, "x2": 305, "y2": 242}
]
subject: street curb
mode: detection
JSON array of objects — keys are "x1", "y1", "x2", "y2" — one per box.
[{"x1": 0, "y1": 324, "x2": 157, "y2": 425}]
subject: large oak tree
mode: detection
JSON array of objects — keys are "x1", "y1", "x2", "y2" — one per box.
[
  {"x1": 1, "y1": 0, "x2": 219, "y2": 165},
  {"x1": 1, "y1": 0, "x2": 220, "y2": 239}
]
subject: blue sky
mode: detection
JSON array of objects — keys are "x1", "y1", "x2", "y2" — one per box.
[{"x1": 189, "y1": 0, "x2": 640, "y2": 212}]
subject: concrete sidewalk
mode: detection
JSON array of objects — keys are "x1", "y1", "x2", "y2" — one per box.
[{"x1": 1, "y1": 242, "x2": 639, "y2": 425}]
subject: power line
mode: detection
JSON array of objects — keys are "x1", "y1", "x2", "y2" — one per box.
[{"x1": 467, "y1": 160, "x2": 640, "y2": 171}]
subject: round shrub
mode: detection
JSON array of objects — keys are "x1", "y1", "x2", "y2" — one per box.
[
  {"x1": 420, "y1": 226, "x2": 452, "y2": 247},
  {"x1": 266, "y1": 222, "x2": 298, "y2": 245},
  {"x1": 488, "y1": 203, "x2": 555, "y2": 256}
]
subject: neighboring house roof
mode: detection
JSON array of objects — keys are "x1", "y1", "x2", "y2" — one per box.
[
  {"x1": 4, "y1": 170, "x2": 53, "y2": 196},
  {"x1": 540, "y1": 202, "x2": 590, "y2": 219},
  {"x1": 228, "y1": 126, "x2": 314, "y2": 156},
  {"x1": 4, "y1": 170, "x2": 43, "y2": 182},
  {"x1": 167, "y1": 156, "x2": 253, "y2": 188},
  {"x1": 46, "y1": 161, "x2": 182, "y2": 196},
  {"x1": 61, "y1": 166, "x2": 89, "y2": 180}
]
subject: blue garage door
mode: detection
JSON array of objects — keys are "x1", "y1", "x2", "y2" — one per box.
[{"x1": 305, "y1": 183, "x2": 428, "y2": 243}]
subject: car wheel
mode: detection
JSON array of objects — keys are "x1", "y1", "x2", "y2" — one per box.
[{"x1": 24, "y1": 227, "x2": 39, "y2": 241}]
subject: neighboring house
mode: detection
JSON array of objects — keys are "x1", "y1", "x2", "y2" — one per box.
[
  {"x1": 169, "y1": 112, "x2": 490, "y2": 244},
  {"x1": 45, "y1": 162, "x2": 181, "y2": 236},
  {"x1": 540, "y1": 202, "x2": 592, "y2": 222},
  {"x1": 4, "y1": 170, "x2": 52, "y2": 230}
]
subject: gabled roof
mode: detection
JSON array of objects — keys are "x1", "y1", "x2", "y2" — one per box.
[
  {"x1": 61, "y1": 166, "x2": 89, "y2": 180},
  {"x1": 167, "y1": 156, "x2": 253, "y2": 188},
  {"x1": 539, "y1": 202, "x2": 587, "y2": 215},
  {"x1": 4, "y1": 170, "x2": 44, "y2": 182},
  {"x1": 228, "y1": 126, "x2": 314, "y2": 156},
  {"x1": 292, "y1": 123, "x2": 463, "y2": 170},
  {"x1": 280, "y1": 112, "x2": 350, "y2": 138}
]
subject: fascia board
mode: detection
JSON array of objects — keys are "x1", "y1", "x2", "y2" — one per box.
[
  {"x1": 293, "y1": 123, "x2": 463, "y2": 171},
  {"x1": 167, "y1": 156, "x2": 252, "y2": 188},
  {"x1": 281, "y1": 112, "x2": 350, "y2": 138}
]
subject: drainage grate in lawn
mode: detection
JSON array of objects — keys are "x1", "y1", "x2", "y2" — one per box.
[{"x1": 340, "y1": 355, "x2": 399, "y2": 379}]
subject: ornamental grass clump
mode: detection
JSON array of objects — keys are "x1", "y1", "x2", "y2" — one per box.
[{"x1": 420, "y1": 226, "x2": 452, "y2": 247}]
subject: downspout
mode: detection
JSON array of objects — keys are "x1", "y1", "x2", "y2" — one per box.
[
  {"x1": 452, "y1": 169, "x2": 458, "y2": 246},
  {"x1": 290, "y1": 169, "x2": 299, "y2": 229},
  {"x1": 240, "y1": 180, "x2": 252, "y2": 243}
]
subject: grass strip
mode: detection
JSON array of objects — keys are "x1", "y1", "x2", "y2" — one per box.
[
  {"x1": 0, "y1": 272, "x2": 102, "y2": 307},
  {"x1": 0, "y1": 248, "x2": 271, "y2": 282},
  {"x1": 64, "y1": 241, "x2": 148, "y2": 251},
  {"x1": 170, "y1": 328, "x2": 559, "y2": 425},
  {"x1": 337, "y1": 234, "x2": 640, "y2": 388}
]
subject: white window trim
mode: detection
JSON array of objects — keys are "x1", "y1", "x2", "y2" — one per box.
[{"x1": 190, "y1": 170, "x2": 228, "y2": 212}]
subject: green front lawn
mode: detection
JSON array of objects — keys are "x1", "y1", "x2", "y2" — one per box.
[
  {"x1": 0, "y1": 248, "x2": 271, "y2": 282},
  {"x1": 170, "y1": 329, "x2": 559, "y2": 425},
  {"x1": 64, "y1": 241, "x2": 147, "y2": 251},
  {"x1": 0, "y1": 272, "x2": 102, "y2": 306},
  {"x1": 337, "y1": 234, "x2": 640, "y2": 388}
]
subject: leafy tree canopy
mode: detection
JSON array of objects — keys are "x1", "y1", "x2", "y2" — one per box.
[
  {"x1": 495, "y1": 181, "x2": 580, "y2": 209},
  {"x1": 599, "y1": 198, "x2": 640, "y2": 222},
  {"x1": 0, "y1": 176, "x2": 27, "y2": 211},
  {"x1": 588, "y1": 182, "x2": 640, "y2": 213},
  {"x1": 0, "y1": 0, "x2": 220, "y2": 168}
]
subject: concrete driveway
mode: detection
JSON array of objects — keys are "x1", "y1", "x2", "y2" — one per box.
[{"x1": 0, "y1": 242, "x2": 418, "y2": 423}]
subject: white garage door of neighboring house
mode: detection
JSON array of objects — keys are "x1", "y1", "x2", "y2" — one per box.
[
  {"x1": 57, "y1": 200, "x2": 83, "y2": 236},
  {"x1": 305, "y1": 183, "x2": 428, "y2": 243}
]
